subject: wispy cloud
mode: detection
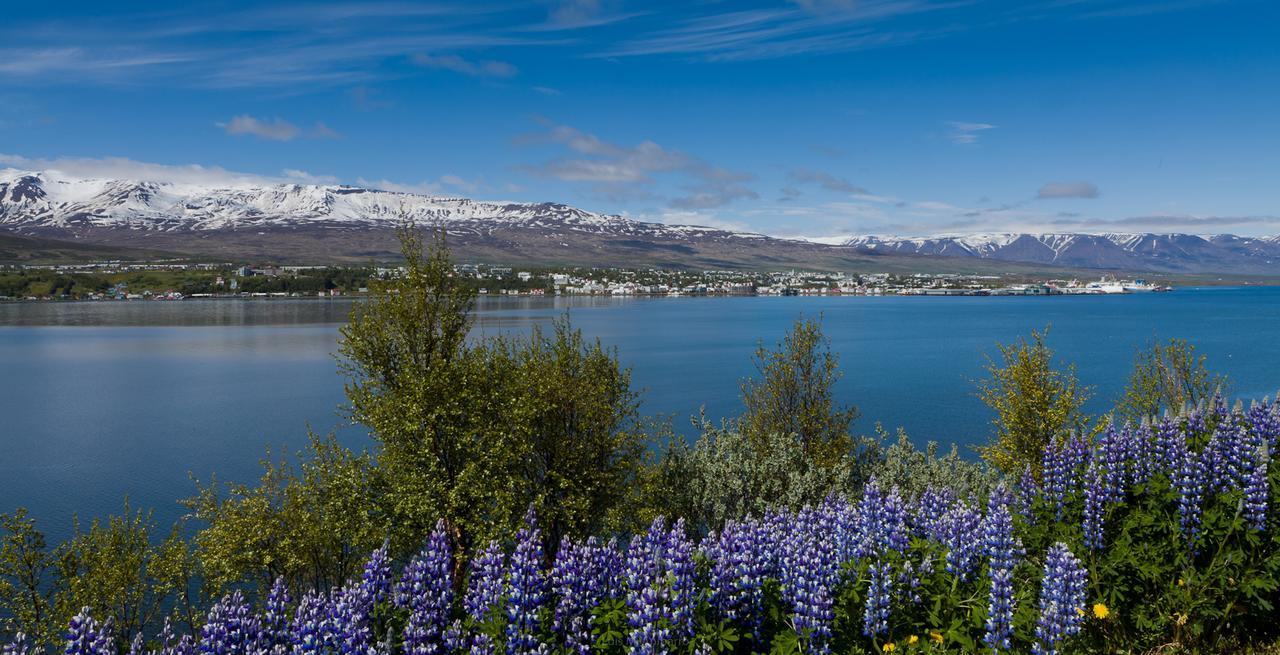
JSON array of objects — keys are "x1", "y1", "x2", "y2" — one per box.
[
  {"x1": 0, "y1": 153, "x2": 299, "y2": 187},
  {"x1": 788, "y1": 168, "x2": 871, "y2": 195},
  {"x1": 216, "y1": 115, "x2": 340, "y2": 141},
  {"x1": 356, "y1": 174, "x2": 481, "y2": 196},
  {"x1": 520, "y1": 120, "x2": 757, "y2": 209},
  {"x1": 410, "y1": 53, "x2": 518, "y2": 78},
  {"x1": 945, "y1": 121, "x2": 996, "y2": 144},
  {"x1": 1038, "y1": 181, "x2": 1099, "y2": 199}
]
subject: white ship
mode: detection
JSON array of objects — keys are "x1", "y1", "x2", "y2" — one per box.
[{"x1": 1083, "y1": 276, "x2": 1170, "y2": 294}]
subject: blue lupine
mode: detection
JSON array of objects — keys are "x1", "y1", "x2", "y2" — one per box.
[
  {"x1": 782, "y1": 507, "x2": 838, "y2": 655},
  {"x1": 1174, "y1": 439, "x2": 1206, "y2": 548},
  {"x1": 4, "y1": 633, "x2": 30, "y2": 655},
  {"x1": 128, "y1": 633, "x2": 144, "y2": 655},
  {"x1": 862, "y1": 561, "x2": 892, "y2": 638},
  {"x1": 941, "y1": 500, "x2": 983, "y2": 580},
  {"x1": 506, "y1": 507, "x2": 546, "y2": 655},
  {"x1": 332, "y1": 582, "x2": 374, "y2": 655},
  {"x1": 65, "y1": 608, "x2": 111, "y2": 655},
  {"x1": 1248, "y1": 398, "x2": 1280, "y2": 450},
  {"x1": 1153, "y1": 416, "x2": 1182, "y2": 472},
  {"x1": 625, "y1": 517, "x2": 690, "y2": 655},
  {"x1": 1097, "y1": 424, "x2": 1130, "y2": 503},
  {"x1": 264, "y1": 577, "x2": 293, "y2": 649},
  {"x1": 402, "y1": 522, "x2": 454, "y2": 655},
  {"x1": 201, "y1": 590, "x2": 263, "y2": 655},
  {"x1": 291, "y1": 590, "x2": 332, "y2": 655},
  {"x1": 1032, "y1": 543, "x2": 1088, "y2": 655},
  {"x1": 1082, "y1": 463, "x2": 1105, "y2": 551},
  {"x1": 664, "y1": 520, "x2": 696, "y2": 643},
  {"x1": 552, "y1": 535, "x2": 619, "y2": 655},
  {"x1": 707, "y1": 519, "x2": 768, "y2": 638},
  {"x1": 983, "y1": 492, "x2": 1023, "y2": 654},
  {"x1": 361, "y1": 541, "x2": 393, "y2": 608},
  {"x1": 1244, "y1": 444, "x2": 1270, "y2": 531},
  {"x1": 466, "y1": 540, "x2": 506, "y2": 623},
  {"x1": 1015, "y1": 466, "x2": 1038, "y2": 524},
  {"x1": 153, "y1": 620, "x2": 195, "y2": 655},
  {"x1": 910, "y1": 487, "x2": 955, "y2": 542}
]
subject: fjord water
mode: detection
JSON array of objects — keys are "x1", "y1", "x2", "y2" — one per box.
[{"x1": 2, "y1": 287, "x2": 1279, "y2": 543}]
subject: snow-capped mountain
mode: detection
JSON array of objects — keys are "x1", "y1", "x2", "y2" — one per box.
[
  {"x1": 1, "y1": 169, "x2": 1276, "y2": 274},
  {"x1": 844, "y1": 233, "x2": 1280, "y2": 275},
  {"x1": 0, "y1": 168, "x2": 753, "y2": 240}
]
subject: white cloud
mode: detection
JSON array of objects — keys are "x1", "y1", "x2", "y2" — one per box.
[
  {"x1": 788, "y1": 168, "x2": 870, "y2": 194},
  {"x1": 945, "y1": 121, "x2": 996, "y2": 144},
  {"x1": 410, "y1": 53, "x2": 517, "y2": 78},
  {"x1": 216, "y1": 115, "x2": 342, "y2": 141},
  {"x1": 218, "y1": 115, "x2": 301, "y2": 141},
  {"x1": 523, "y1": 120, "x2": 756, "y2": 209},
  {"x1": 1037, "y1": 181, "x2": 1099, "y2": 199}
]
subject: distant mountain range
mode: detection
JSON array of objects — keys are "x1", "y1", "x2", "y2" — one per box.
[
  {"x1": 1, "y1": 168, "x2": 1276, "y2": 275},
  {"x1": 843, "y1": 234, "x2": 1280, "y2": 276}
]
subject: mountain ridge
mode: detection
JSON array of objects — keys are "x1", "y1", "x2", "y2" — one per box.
[{"x1": 1, "y1": 168, "x2": 1276, "y2": 275}]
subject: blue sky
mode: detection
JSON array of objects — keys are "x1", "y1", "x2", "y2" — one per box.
[{"x1": 1, "y1": 0, "x2": 1277, "y2": 238}]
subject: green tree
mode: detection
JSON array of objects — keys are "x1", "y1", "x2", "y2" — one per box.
[
  {"x1": 501, "y1": 318, "x2": 648, "y2": 551},
  {"x1": 336, "y1": 225, "x2": 647, "y2": 568},
  {"x1": 1116, "y1": 337, "x2": 1226, "y2": 425},
  {"x1": 186, "y1": 432, "x2": 387, "y2": 593},
  {"x1": 739, "y1": 317, "x2": 859, "y2": 469},
  {"x1": 978, "y1": 327, "x2": 1092, "y2": 477},
  {"x1": 53, "y1": 502, "x2": 194, "y2": 647},
  {"x1": 0, "y1": 509, "x2": 57, "y2": 646}
]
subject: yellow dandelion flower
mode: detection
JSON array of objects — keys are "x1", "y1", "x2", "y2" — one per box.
[
  {"x1": 1177, "y1": 578, "x2": 1184, "y2": 587},
  {"x1": 1076, "y1": 607, "x2": 1086, "y2": 617},
  {"x1": 882, "y1": 643, "x2": 896, "y2": 653},
  {"x1": 1093, "y1": 603, "x2": 1110, "y2": 619},
  {"x1": 907, "y1": 635, "x2": 919, "y2": 645},
  {"x1": 929, "y1": 631, "x2": 944, "y2": 644}
]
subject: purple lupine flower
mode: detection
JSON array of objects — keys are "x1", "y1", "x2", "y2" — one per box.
[
  {"x1": 127, "y1": 633, "x2": 145, "y2": 655},
  {"x1": 855, "y1": 478, "x2": 910, "y2": 558},
  {"x1": 1175, "y1": 441, "x2": 1206, "y2": 548},
  {"x1": 402, "y1": 522, "x2": 454, "y2": 655},
  {"x1": 664, "y1": 520, "x2": 696, "y2": 643},
  {"x1": 1081, "y1": 463, "x2": 1105, "y2": 552},
  {"x1": 467, "y1": 633, "x2": 494, "y2": 655},
  {"x1": 153, "y1": 620, "x2": 195, "y2": 655},
  {"x1": 707, "y1": 519, "x2": 768, "y2": 639},
  {"x1": 506, "y1": 507, "x2": 546, "y2": 655},
  {"x1": 1153, "y1": 416, "x2": 1182, "y2": 473},
  {"x1": 201, "y1": 590, "x2": 264, "y2": 655},
  {"x1": 1247, "y1": 398, "x2": 1280, "y2": 450},
  {"x1": 552, "y1": 536, "x2": 619, "y2": 655},
  {"x1": 862, "y1": 561, "x2": 892, "y2": 638},
  {"x1": 361, "y1": 541, "x2": 393, "y2": 608},
  {"x1": 1129, "y1": 422, "x2": 1157, "y2": 487},
  {"x1": 1097, "y1": 424, "x2": 1130, "y2": 503},
  {"x1": 4, "y1": 633, "x2": 31, "y2": 655},
  {"x1": 291, "y1": 590, "x2": 332, "y2": 655},
  {"x1": 1244, "y1": 444, "x2": 1270, "y2": 531},
  {"x1": 264, "y1": 577, "x2": 293, "y2": 649},
  {"x1": 1032, "y1": 543, "x2": 1088, "y2": 655},
  {"x1": 983, "y1": 491, "x2": 1023, "y2": 654},
  {"x1": 331, "y1": 582, "x2": 374, "y2": 655},
  {"x1": 1015, "y1": 466, "x2": 1039, "y2": 525},
  {"x1": 941, "y1": 500, "x2": 983, "y2": 580},
  {"x1": 66, "y1": 608, "x2": 112, "y2": 655},
  {"x1": 1041, "y1": 438, "x2": 1070, "y2": 520},
  {"x1": 911, "y1": 487, "x2": 955, "y2": 542},
  {"x1": 466, "y1": 540, "x2": 506, "y2": 623},
  {"x1": 625, "y1": 518, "x2": 675, "y2": 655},
  {"x1": 783, "y1": 506, "x2": 838, "y2": 655}
]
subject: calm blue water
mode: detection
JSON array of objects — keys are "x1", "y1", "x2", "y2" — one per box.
[{"x1": 2, "y1": 287, "x2": 1279, "y2": 543}]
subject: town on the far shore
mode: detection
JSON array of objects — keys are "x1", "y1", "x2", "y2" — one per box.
[{"x1": 0, "y1": 258, "x2": 1173, "y2": 302}]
